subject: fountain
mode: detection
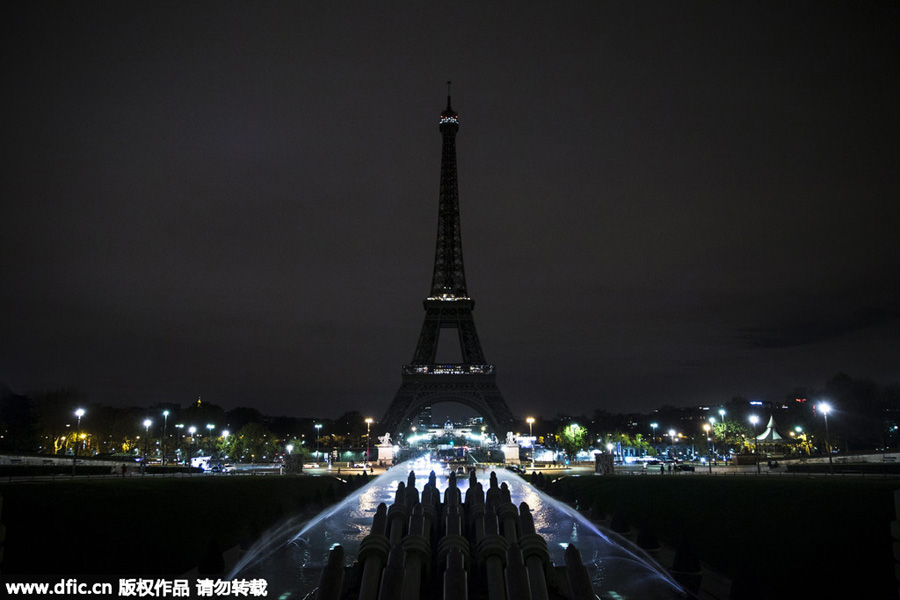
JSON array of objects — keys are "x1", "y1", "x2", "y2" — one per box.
[{"x1": 230, "y1": 458, "x2": 687, "y2": 599}]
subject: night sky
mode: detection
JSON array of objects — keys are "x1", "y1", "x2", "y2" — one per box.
[{"x1": 2, "y1": 2, "x2": 898, "y2": 421}]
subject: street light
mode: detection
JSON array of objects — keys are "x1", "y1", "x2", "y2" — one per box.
[
  {"x1": 668, "y1": 429, "x2": 677, "y2": 461},
  {"x1": 315, "y1": 424, "x2": 322, "y2": 460},
  {"x1": 365, "y1": 418, "x2": 374, "y2": 467},
  {"x1": 526, "y1": 417, "x2": 535, "y2": 469},
  {"x1": 819, "y1": 402, "x2": 834, "y2": 474},
  {"x1": 188, "y1": 426, "x2": 196, "y2": 475},
  {"x1": 143, "y1": 419, "x2": 152, "y2": 475},
  {"x1": 749, "y1": 415, "x2": 760, "y2": 474},
  {"x1": 703, "y1": 423, "x2": 712, "y2": 473},
  {"x1": 175, "y1": 424, "x2": 184, "y2": 464},
  {"x1": 73, "y1": 408, "x2": 85, "y2": 475},
  {"x1": 718, "y1": 410, "x2": 726, "y2": 449},
  {"x1": 162, "y1": 410, "x2": 169, "y2": 465}
]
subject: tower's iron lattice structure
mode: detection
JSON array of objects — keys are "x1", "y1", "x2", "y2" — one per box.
[{"x1": 381, "y1": 94, "x2": 515, "y2": 435}]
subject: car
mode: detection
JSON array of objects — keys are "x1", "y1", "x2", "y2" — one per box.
[
  {"x1": 303, "y1": 463, "x2": 320, "y2": 468},
  {"x1": 505, "y1": 464, "x2": 524, "y2": 474},
  {"x1": 353, "y1": 462, "x2": 371, "y2": 469},
  {"x1": 674, "y1": 463, "x2": 695, "y2": 472}
]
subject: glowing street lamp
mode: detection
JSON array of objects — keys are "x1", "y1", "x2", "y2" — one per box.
[
  {"x1": 286, "y1": 443, "x2": 294, "y2": 455},
  {"x1": 749, "y1": 415, "x2": 760, "y2": 474},
  {"x1": 819, "y1": 402, "x2": 834, "y2": 474},
  {"x1": 188, "y1": 426, "x2": 196, "y2": 475},
  {"x1": 142, "y1": 419, "x2": 152, "y2": 475},
  {"x1": 221, "y1": 430, "x2": 229, "y2": 460},
  {"x1": 668, "y1": 429, "x2": 677, "y2": 460},
  {"x1": 365, "y1": 418, "x2": 374, "y2": 467},
  {"x1": 73, "y1": 408, "x2": 85, "y2": 475},
  {"x1": 526, "y1": 417, "x2": 535, "y2": 468},
  {"x1": 703, "y1": 423, "x2": 712, "y2": 473},
  {"x1": 315, "y1": 424, "x2": 322, "y2": 460},
  {"x1": 162, "y1": 410, "x2": 169, "y2": 465}
]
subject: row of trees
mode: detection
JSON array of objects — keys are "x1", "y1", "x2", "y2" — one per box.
[
  {"x1": 1, "y1": 373, "x2": 897, "y2": 460},
  {"x1": 0, "y1": 384, "x2": 381, "y2": 462},
  {"x1": 523, "y1": 374, "x2": 900, "y2": 459}
]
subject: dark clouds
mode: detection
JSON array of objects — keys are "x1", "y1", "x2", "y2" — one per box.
[{"x1": 1, "y1": 2, "x2": 898, "y2": 419}]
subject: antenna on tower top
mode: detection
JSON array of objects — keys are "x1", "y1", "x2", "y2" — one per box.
[{"x1": 446, "y1": 80, "x2": 452, "y2": 108}]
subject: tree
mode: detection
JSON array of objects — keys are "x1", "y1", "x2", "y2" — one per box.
[
  {"x1": 557, "y1": 422, "x2": 587, "y2": 457},
  {"x1": 32, "y1": 388, "x2": 87, "y2": 454},
  {"x1": 713, "y1": 420, "x2": 749, "y2": 452},
  {"x1": 232, "y1": 422, "x2": 274, "y2": 462}
]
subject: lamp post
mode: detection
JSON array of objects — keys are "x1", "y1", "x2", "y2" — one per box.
[
  {"x1": 668, "y1": 429, "x2": 677, "y2": 461},
  {"x1": 650, "y1": 422, "x2": 658, "y2": 456},
  {"x1": 73, "y1": 408, "x2": 85, "y2": 475},
  {"x1": 819, "y1": 402, "x2": 834, "y2": 474},
  {"x1": 703, "y1": 423, "x2": 712, "y2": 473},
  {"x1": 794, "y1": 426, "x2": 806, "y2": 456},
  {"x1": 315, "y1": 424, "x2": 322, "y2": 461},
  {"x1": 527, "y1": 417, "x2": 535, "y2": 469},
  {"x1": 219, "y1": 430, "x2": 228, "y2": 467},
  {"x1": 365, "y1": 418, "x2": 373, "y2": 468},
  {"x1": 709, "y1": 417, "x2": 717, "y2": 459},
  {"x1": 188, "y1": 426, "x2": 196, "y2": 475},
  {"x1": 175, "y1": 424, "x2": 184, "y2": 464},
  {"x1": 162, "y1": 410, "x2": 169, "y2": 465},
  {"x1": 142, "y1": 419, "x2": 152, "y2": 475},
  {"x1": 718, "y1": 409, "x2": 726, "y2": 448},
  {"x1": 749, "y1": 415, "x2": 760, "y2": 474}
]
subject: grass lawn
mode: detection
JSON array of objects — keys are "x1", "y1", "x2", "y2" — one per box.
[
  {"x1": 548, "y1": 474, "x2": 899, "y2": 600},
  {"x1": 0, "y1": 475, "x2": 343, "y2": 575}
]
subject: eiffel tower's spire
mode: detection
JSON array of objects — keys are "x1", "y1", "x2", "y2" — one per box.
[{"x1": 431, "y1": 84, "x2": 466, "y2": 299}]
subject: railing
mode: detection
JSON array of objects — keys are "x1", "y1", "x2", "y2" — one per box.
[{"x1": 402, "y1": 364, "x2": 494, "y2": 375}]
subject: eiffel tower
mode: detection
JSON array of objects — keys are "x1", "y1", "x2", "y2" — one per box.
[{"x1": 381, "y1": 92, "x2": 515, "y2": 436}]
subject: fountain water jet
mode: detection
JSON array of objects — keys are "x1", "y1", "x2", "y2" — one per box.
[{"x1": 230, "y1": 460, "x2": 687, "y2": 599}]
